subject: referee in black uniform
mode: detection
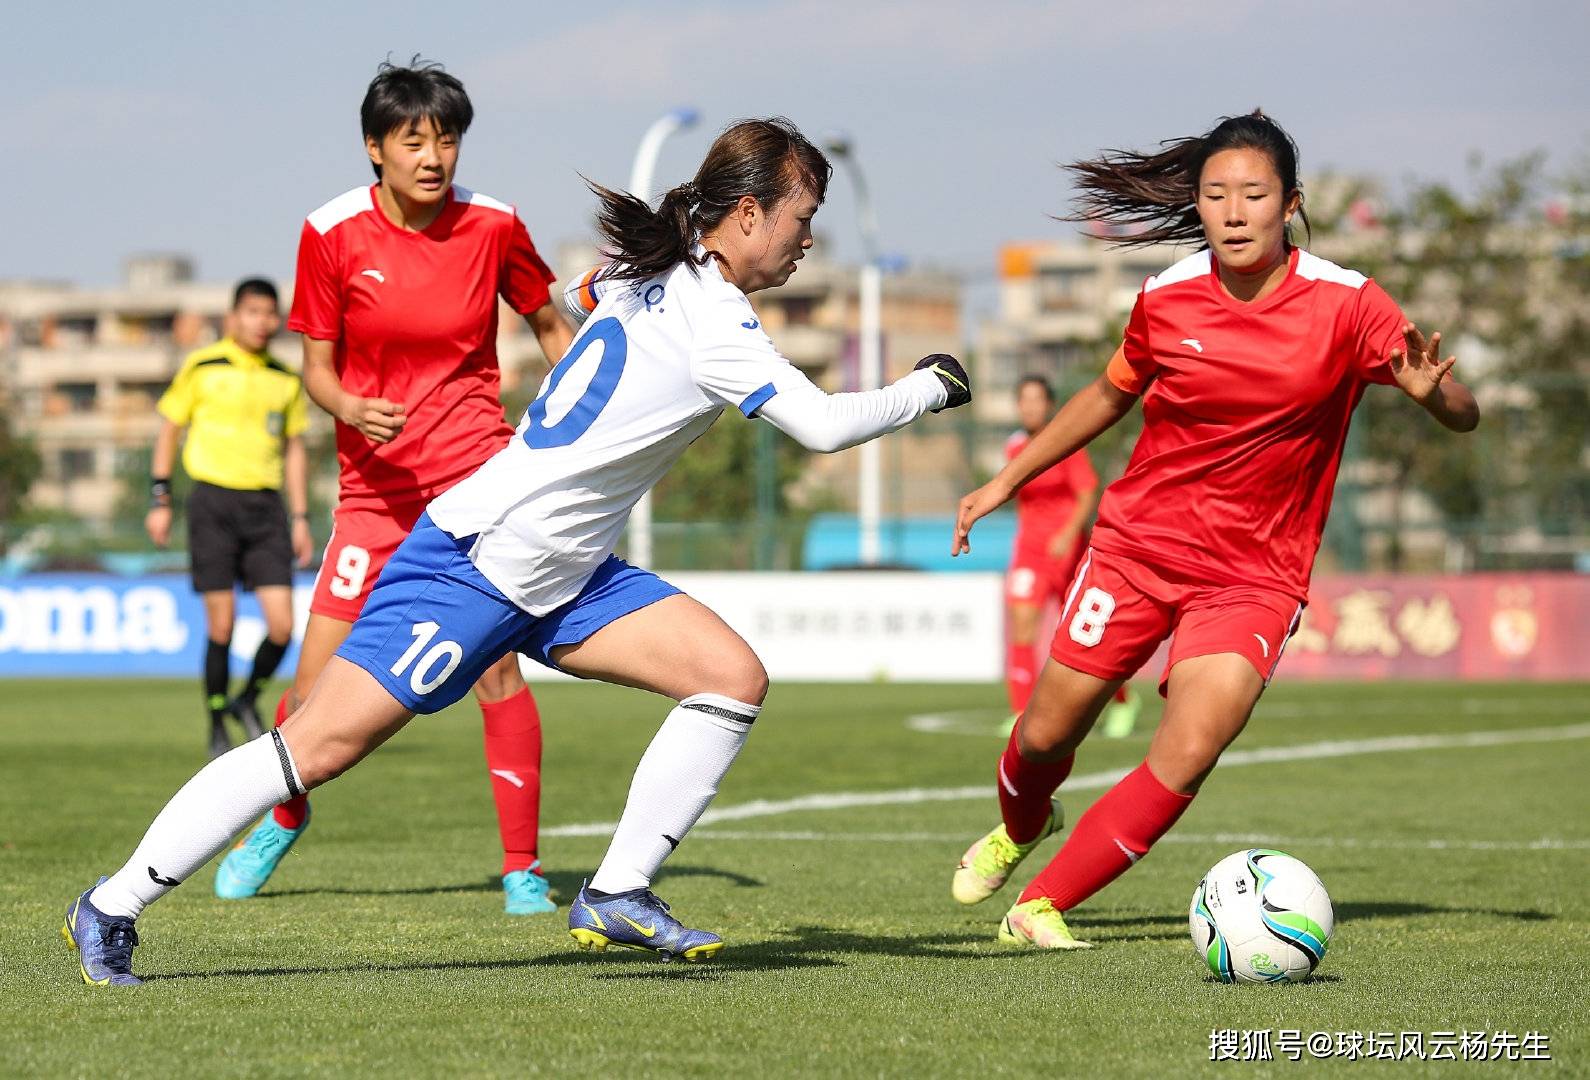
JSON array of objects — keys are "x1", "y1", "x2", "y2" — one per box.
[{"x1": 146, "y1": 279, "x2": 314, "y2": 757}]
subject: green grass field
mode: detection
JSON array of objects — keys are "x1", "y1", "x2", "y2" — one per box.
[{"x1": 3, "y1": 678, "x2": 1587, "y2": 1077}]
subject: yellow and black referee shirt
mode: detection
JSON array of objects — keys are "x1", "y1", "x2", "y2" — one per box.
[{"x1": 156, "y1": 337, "x2": 308, "y2": 491}]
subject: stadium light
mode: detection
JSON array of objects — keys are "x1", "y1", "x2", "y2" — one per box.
[
  {"x1": 823, "y1": 134, "x2": 885, "y2": 565},
  {"x1": 625, "y1": 107, "x2": 700, "y2": 569}
]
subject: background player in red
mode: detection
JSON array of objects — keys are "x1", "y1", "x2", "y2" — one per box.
[
  {"x1": 1002, "y1": 375, "x2": 1139, "y2": 738},
  {"x1": 951, "y1": 111, "x2": 1478, "y2": 947},
  {"x1": 213, "y1": 60, "x2": 574, "y2": 915}
]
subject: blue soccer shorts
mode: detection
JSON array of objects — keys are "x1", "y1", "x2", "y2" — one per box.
[{"x1": 337, "y1": 512, "x2": 680, "y2": 714}]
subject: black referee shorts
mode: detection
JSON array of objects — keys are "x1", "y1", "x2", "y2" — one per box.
[{"x1": 186, "y1": 481, "x2": 293, "y2": 593}]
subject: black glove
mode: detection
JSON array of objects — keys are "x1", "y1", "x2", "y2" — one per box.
[{"x1": 915, "y1": 354, "x2": 971, "y2": 413}]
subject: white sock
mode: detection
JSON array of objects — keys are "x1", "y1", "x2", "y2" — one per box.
[
  {"x1": 90, "y1": 732, "x2": 305, "y2": 919},
  {"x1": 589, "y1": 693, "x2": 760, "y2": 894}
]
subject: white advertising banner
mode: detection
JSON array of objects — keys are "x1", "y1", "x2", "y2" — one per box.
[{"x1": 522, "y1": 571, "x2": 1006, "y2": 683}]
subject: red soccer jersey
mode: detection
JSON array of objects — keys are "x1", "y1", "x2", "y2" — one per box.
[
  {"x1": 288, "y1": 183, "x2": 555, "y2": 505},
  {"x1": 1092, "y1": 247, "x2": 1406, "y2": 601},
  {"x1": 1005, "y1": 432, "x2": 1098, "y2": 559}
]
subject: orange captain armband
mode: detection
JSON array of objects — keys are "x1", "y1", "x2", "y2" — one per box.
[
  {"x1": 574, "y1": 267, "x2": 604, "y2": 313},
  {"x1": 1105, "y1": 344, "x2": 1151, "y2": 395}
]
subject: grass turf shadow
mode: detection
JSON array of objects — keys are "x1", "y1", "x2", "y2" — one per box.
[{"x1": 249, "y1": 864, "x2": 764, "y2": 902}]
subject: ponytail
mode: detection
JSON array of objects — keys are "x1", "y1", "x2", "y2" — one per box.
[
  {"x1": 589, "y1": 117, "x2": 832, "y2": 283},
  {"x1": 588, "y1": 181, "x2": 700, "y2": 284},
  {"x1": 1064, "y1": 109, "x2": 1309, "y2": 249}
]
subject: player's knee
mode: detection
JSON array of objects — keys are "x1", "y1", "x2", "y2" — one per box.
[
  {"x1": 1016, "y1": 719, "x2": 1073, "y2": 760},
  {"x1": 716, "y1": 656, "x2": 769, "y2": 707},
  {"x1": 473, "y1": 656, "x2": 525, "y2": 703}
]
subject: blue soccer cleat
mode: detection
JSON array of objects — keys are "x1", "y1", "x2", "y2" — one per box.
[
  {"x1": 568, "y1": 881, "x2": 723, "y2": 963},
  {"x1": 214, "y1": 803, "x2": 311, "y2": 899},
  {"x1": 62, "y1": 879, "x2": 142, "y2": 986},
  {"x1": 502, "y1": 862, "x2": 557, "y2": 915}
]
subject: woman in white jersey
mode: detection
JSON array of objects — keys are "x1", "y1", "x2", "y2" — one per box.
[{"x1": 64, "y1": 118, "x2": 972, "y2": 981}]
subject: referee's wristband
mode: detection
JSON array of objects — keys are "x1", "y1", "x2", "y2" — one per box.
[{"x1": 149, "y1": 478, "x2": 173, "y2": 509}]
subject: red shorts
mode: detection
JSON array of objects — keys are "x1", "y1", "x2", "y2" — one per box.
[
  {"x1": 310, "y1": 497, "x2": 431, "y2": 621},
  {"x1": 1048, "y1": 547, "x2": 1304, "y2": 693},
  {"x1": 1006, "y1": 543, "x2": 1085, "y2": 609}
]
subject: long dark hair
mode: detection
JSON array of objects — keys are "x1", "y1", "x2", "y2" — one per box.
[
  {"x1": 1064, "y1": 109, "x2": 1308, "y2": 249},
  {"x1": 588, "y1": 117, "x2": 832, "y2": 283}
]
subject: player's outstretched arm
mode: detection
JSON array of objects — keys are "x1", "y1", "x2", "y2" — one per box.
[
  {"x1": 952, "y1": 374, "x2": 1134, "y2": 556},
  {"x1": 301, "y1": 336, "x2": 407, "y2": 444},
  {"x1": 755, "y1": 354, "x2": 969, "y2": 453},
  {"x1": 1389, "y1": 323, "x2": 1479, "y2": 433}
]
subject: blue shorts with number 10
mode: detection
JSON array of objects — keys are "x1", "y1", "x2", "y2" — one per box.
[{"x1": 338, "y1": 512, "x2": 680, "y2": 714}]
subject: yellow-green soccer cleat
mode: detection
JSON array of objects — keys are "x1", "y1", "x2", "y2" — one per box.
[
  {"x1": 998, "y1": 897, "x2": 1093, "y2": 950},
  {"x1": 951, "y1": 802, "x2": 1061, "y2": 905},
  {"x1": 1099, "y1": 685, "x2": 1144, "y2": 739}
]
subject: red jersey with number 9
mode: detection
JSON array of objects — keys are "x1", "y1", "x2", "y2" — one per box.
[
  {"x1": 1091, "y1": 247, "x2": 1407, "y2": 602},
  {"x1": 288, "y1": 183, "x2": 556, "y2": 507}
]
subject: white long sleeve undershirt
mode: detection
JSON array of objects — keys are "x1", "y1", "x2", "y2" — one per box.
[{"x1": 754, "y1": 368, "x2": 948, "y2": 453}]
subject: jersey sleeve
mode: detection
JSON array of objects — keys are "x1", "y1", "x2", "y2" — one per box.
[
  {"x1": 155, "y1": 355, "x2": 197, "y2": 426},
  {"x1": 1104, "y1": 290, "x2": 1157, "y2": 394},
  {"x1": 501, "y1": 213, "x2": 555, "y2": 316},
  {"x1": 690, "y1": 295, "x2": 811, "y2": 416},
  {"x1": 561, "y1": 265, "x2": 611, "y2": 328},
  {"x1": 287, "y1": 220, "x2": 343, "y2": 341},
  {"x1": 1352, "y1": 279, "x2": 1408, "y2": 386}
]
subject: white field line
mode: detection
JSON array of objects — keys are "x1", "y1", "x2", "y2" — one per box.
[
  {"x1": 542, "y1": 721, "x2": 1590, "y2": 839},
  {"x1": 906, "y1": 695, "x2": 1590, "y2": 737},
  {"x1": 679, "y1": 830, "x2": 1590, "y2": 852}
]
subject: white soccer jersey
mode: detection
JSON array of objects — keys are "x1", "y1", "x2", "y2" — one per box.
[{"x1": 428, "y1": 250, "x2": 944, "y2": 615}]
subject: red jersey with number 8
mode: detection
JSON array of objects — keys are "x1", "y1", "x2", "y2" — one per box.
[
  {"x1": 288, "y1": 183, "x2": 556, "y2": 506},
  {"x1": 1092, "y1": 247, "x2": 1407, "y2": 602}
]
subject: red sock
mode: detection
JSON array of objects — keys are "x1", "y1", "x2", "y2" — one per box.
[
  {"x1": 997, "y1": 726, "x2": 1074, "y2": 844},
  {"x1": 1019, "y1": 761, "x2": 1193, "y2": 909},
  {"x1": 271, "y1": 690, "x2": 310, "y2": 829},
  {"x1": 481, "y1": 687, "x2": 543, "y2": 876},
  {"x1": 1006, "y1": 640, "x2": 1039, "y2": 714}
]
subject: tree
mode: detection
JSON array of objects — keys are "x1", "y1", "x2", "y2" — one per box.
[
  {"x1": 1314, "y1": 154, "x2": 1589, "y2": 569},
  {"x1": 0, "y1": 412, "x2": 42, "y2": 553}
]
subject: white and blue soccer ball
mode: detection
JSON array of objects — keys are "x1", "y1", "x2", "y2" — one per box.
[{"x1": 1189, "y1": 849, "x2": 1333, "y2": 983}]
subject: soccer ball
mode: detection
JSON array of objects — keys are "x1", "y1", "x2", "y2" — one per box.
[{"x1": 1189, "y1": 849, "x2": 1333, "y2": 983}]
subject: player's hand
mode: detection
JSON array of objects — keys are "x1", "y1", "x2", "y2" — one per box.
[
  {"x1": 915, "y1": 354, "x2": 972, "y2": 412},
  {"x1": 144, "y1": 506, "x2": 172, "y2": 547},
  {"x1": 1389, "y1": 323, "x2": 1455, "y2": 405},
  {"x1": 1047, "y1": 529, "x2": 1079, "y2": 560},
  {"x1": 952, "y1": 479, "x2": 1014, "y2": 557},
  {"x1": 343, "y1": 397, "x2": 407, "y2": 444},
  {"x1": 291, "y1": 517, "x2": 314, "y2": 569}
]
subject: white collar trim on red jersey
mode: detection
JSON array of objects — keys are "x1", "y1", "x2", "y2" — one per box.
[
  {"x1": 454, "y1": 185, "x2": 515, "y2": 217},
  {"x1": 1142, "y1": 249, "x2": 1211, "y2": 294},
  {"x1": 1295, "y1": 249, "x2": 1368, "y2": 289},
  {"x1": 306, "y1": 185, "x2": 376, "y2": 236}
]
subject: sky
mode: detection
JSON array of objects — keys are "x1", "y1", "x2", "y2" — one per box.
[{"x1": 6, "y1": 0, "x2": 1588, "y2": 311}]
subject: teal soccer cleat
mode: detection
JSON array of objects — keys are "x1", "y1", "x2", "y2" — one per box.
[
  {"x1": 568, "y1": 882, "x2": 723, "y2": 962},
  {"x1": 214, "y1": 803, "x2": 311, "y2": 899},
  {"x1": 62, "y1": 879, "x2": 142, "y2": 986},
  {"x1": 502, "y1": 862, "x2": 557, "y2": 915}
]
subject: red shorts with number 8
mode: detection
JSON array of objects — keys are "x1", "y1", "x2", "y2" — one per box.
[
  {"x1": 310, "y1": 497, "x2": 431, "y2": 622},
  {"x1": 1050, "y1": 547, "x2": 1305, "y2": 694}
]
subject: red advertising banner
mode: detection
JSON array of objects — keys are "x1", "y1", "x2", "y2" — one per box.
[{"x1": 1276, "y1": 574, "x2": 1588, "y2": 681}]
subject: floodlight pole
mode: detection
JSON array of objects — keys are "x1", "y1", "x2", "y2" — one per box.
[
  {"x1": 824, "y1": 135, "x2": 884, "y2": 565},
  {"x1": 624, "y1": 107, "x2": 699, "y2": 568}
]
